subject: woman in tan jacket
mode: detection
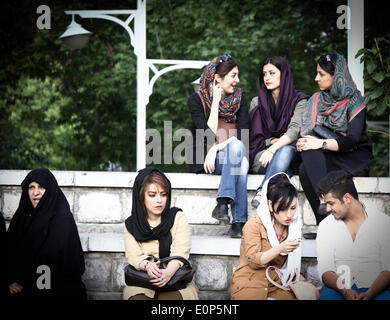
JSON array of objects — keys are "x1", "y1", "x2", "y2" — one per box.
[
  {"x1": 231, "y1": 173, "x2": 304, "y2": 300},
  {"x1": 123, "y1": 167, "x2": 198, "y2": 300}
]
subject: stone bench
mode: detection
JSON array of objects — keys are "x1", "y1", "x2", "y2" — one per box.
[
  {"x1": 1, "y1": 170, "x2": 389, "y2": 299},
  {"x1": 80, "y1": 233, "x2": 317, "y2": 257}
]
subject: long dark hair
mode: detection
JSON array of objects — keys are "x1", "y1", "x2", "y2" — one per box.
[
  {"x1": 267, "y1": 174, "x2": 297, "y2": 214},
  {"x1": 318, "y1": 53, "x2": 337, "y2": 76},
  {"x1": 258, "y1": 56, "x2": 283, "y2": 90}
]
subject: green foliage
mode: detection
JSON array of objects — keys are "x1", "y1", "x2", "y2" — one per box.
[
  {"x1": 356, "y1": 37, "x2": 390, "y2": 119},
  {"x1": 357, "y1": 36, "x2": 390, "y2": 176},
  {"x1": 0, "y1": 0, "x2": 388, "y2": 176}
]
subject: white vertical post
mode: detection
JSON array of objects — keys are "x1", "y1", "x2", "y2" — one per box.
[
  {"x1": 348, "y1": 0, "x2": 364, "y2": 95},
  {"x1": 135, "y1": 0, "x2": 147, "y2": 171}
]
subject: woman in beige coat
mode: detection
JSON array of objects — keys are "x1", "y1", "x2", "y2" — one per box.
[
  {"x1": 231, "y1": 173, "x2": 304, "y2": 300},
  {"x1": 123, "y1": 167, "x2": 198, "y2": 300}
]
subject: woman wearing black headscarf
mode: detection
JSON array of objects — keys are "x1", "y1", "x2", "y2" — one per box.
[
  {"x1": 6, "y1": 168, "x2": 86, "y2": 300},
  {"x1": 123, "y1": 167, "x2": 198, "y2": 300}
]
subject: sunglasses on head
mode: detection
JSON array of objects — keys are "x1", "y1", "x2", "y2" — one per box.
[{"x1": 220, "y1": 54, "x2": 232, "y2": 63}]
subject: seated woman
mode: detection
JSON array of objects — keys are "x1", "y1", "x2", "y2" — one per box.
[
  {"x1": 249, "y1": 56, "x2": 308, "y2": 209},
  {"x1": 231, "y1": 173, "x2": 303, "y2": 300},
  {"x1": 187, "y1": 55, "x2": 249, "y2": 238},
  {"x1": 6, "y1": 168, "x2": 86, "y2": 300},
  {"x1": 123, "y1": 167, "x2": 198, "y2": 300},
  {"x1": 297, "y1": 53, "x2": 373, "y2": 239}
]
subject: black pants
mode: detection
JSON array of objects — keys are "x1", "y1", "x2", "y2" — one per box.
[{"x1": 299, "y1": 150, "x2": 340, "y2": 225}]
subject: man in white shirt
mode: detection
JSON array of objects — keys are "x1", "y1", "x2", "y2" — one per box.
[{"x1": 316, "y1": 170, "x2": 390, "y2": 300}]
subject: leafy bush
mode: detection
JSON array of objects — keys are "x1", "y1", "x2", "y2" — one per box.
[{"x1": 357, "y1": 36, "x2": 390, "y2": 176}]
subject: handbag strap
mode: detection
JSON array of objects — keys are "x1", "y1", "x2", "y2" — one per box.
[
  {"x1": 158, "y1": 256, "x2": 192, "y2": 268},
  {"x1": 265, "y1": 266, "x2": 290, "y2": 291}
]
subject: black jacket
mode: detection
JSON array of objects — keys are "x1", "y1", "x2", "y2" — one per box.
[{"x1": 187, "y1": 92, "x2": 249, "y2": 173}]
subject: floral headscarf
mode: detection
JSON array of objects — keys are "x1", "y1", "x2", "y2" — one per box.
[
  {"x1": 198, "y1": 56, "x2": 242, "y2": 123},
  {"x1": 301, "y1": 53, "x2": 366, "y2": 136}
]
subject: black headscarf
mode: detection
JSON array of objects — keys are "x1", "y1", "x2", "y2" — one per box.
[
  {"x1": 7, "y1": 169, "x2": 66, "y2": 260},
  {"x1": 6, "y1": 168, "x2": 86, "y2": 299},
  {"x1": 125, "y1": 167, "x2": 180, "y2": 259}
]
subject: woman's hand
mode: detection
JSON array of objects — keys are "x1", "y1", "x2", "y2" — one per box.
[
  {"x1": 296, "y1": 135, "x2": 323, "y2": 152},
  {"x1": 212, "y1": 79, "x2": 224, "y2": 106},
  {"x1": 150, "y1": 268, "x2": 176, "y2": 288},
  {"x1": 204, "y1": 146, "x2": 218, "y2": 173},
  {"x1": 278, "y1": 239, "x2": 300, "y2": 254},
  {"x1": 146, "y1": 260, "x2": 162, "y2": 279},
  {"x1": 150, "y1": 261, "x2": 180, "y2": 288},
  {"x1": 9, "y1": 282, "x2": 23, "y2": 294},
  {"x1": 270, "y1": 138, "x2": 280, "y2": 145},
  {"x1": 259, "y1": 149, "x2": 274, "y2": 168}
]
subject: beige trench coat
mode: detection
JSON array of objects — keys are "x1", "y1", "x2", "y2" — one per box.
[
  {"x1": 231, "y1": 215, "x2": 296, "y2": 300},
  {"x1": 122, "y1": 211, "x2": 198, "y2": 300}
]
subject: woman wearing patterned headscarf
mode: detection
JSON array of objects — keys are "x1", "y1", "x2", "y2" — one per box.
[
  {"x1": 187, "y1": 55, "x2": 249, "y2": 238},
  {"x1": 123, "y1": 167, "x2": 198, "y2": 300},
  {"x1": 297, "y1": 53, "x2": 373, "y2": 239},
  {"x1": 249, "y1": 56, "x2": 309, "y2": 209},
  {"x1": 6, "y1": 168, "x2": 86, "y2": 299}
]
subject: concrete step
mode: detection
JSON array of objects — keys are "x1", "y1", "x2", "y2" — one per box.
[{"x1": 80, "y1": 233, "x2": 317, "y2": 258}]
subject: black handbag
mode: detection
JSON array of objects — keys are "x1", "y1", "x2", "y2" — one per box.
[
  {"x1": 124, "y1": 256, "x2": 195, "y2": 292},
  {"x1": 312, "y1": 125, "x2": 341, "y2": 140}
]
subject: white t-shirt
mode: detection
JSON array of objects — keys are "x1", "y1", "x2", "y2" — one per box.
[{"x1": 317, "y1": 208, "x2": 390, "y2": 289}]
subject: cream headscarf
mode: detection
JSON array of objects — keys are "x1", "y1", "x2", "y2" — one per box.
[{"x1": 257, "y1": 172, "x2": 302, "y2": 287}]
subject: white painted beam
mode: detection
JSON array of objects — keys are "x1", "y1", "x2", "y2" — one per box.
[{"x1": 348, "y1": 0, "x2": 365, "y2": 95}]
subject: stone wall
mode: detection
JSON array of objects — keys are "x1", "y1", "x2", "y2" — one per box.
[{"x1": 1, "y1": 170, "x2": 389, "y2": 299}]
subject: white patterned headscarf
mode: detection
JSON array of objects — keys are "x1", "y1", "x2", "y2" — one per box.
[{"x1": 257, "y1": 172, "x2": 302, "y2": 287}]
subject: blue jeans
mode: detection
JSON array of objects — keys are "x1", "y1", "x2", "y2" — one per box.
[
  {"x1": 256, "y1": 145, "x2": 300, "y2": 193},
  {"x1": 319, "y1": 284, "x2": 390, "y2": 300},
  {"x1": 212, "y1": 139, "x2": 249, "y2": 223}
]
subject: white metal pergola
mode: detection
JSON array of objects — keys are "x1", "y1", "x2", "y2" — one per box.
[
  {"x1": 64, "y1": 0, "x2": 209, "y2": 171},
  {"x1": 63, "y1": 0, "x2": 365, "y2": 171}
]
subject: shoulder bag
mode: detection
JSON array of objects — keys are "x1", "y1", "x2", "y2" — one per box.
[
  {"x1": 312, "y1": 125, "x2": 341, "y2": 140},
  {"x1": 124, "y1": 255, "x2": 195, "y2": 292},
  {"x1": 265, "y1": 266, "x2": 318, "y2": 300}
]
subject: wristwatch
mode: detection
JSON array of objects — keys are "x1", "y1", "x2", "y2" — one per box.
[{"x1": 322, "y1": 140, "x2": 327, "y2": 150}]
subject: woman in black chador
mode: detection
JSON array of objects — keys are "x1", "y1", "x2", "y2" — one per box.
[{"x1": 6, "y1": 168, "x2": 86, "y2": 300}]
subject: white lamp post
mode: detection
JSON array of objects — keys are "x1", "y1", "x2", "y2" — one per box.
[{"x1": 60, "y1": 0, "x2": 208, "y2": 170}]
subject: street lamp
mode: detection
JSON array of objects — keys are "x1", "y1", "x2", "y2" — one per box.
[
  {"x1": 59, "y1": 15, "x2": 92, "y2": 50},
  {"x1": 60, "y1": 0, "x2": 208, "y2": 171}
]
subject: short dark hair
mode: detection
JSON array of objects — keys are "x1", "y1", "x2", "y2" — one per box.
[
  {"x1": 267, "y1": 174, "x2": 297, "y2": 214},
  {"x1": 317, "y1": 53, "x2": 337, "y2": 76},
  {"x1": 216, "y1": 55, "x2": 239, "y2": 78},
  {"x1": 258, "y1": 56, "x2": 283, "y2": 90},
  {"x1": 318, "y1": 170, "x2": 359, "y2": 201}
]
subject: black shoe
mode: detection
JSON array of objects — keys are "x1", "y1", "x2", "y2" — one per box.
[
  {"x1": 303, "y1": 232, "x2": 317, "y2": 240},
  {"x1": 229, "y1": 222, "x2": 245, "y2": 238},
  {"x1": 318, "y1": 203, "x2": 330, "y2": 216},
  {"x1": 212, "y1": 203, "x2": 229, "y2": 221}
]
